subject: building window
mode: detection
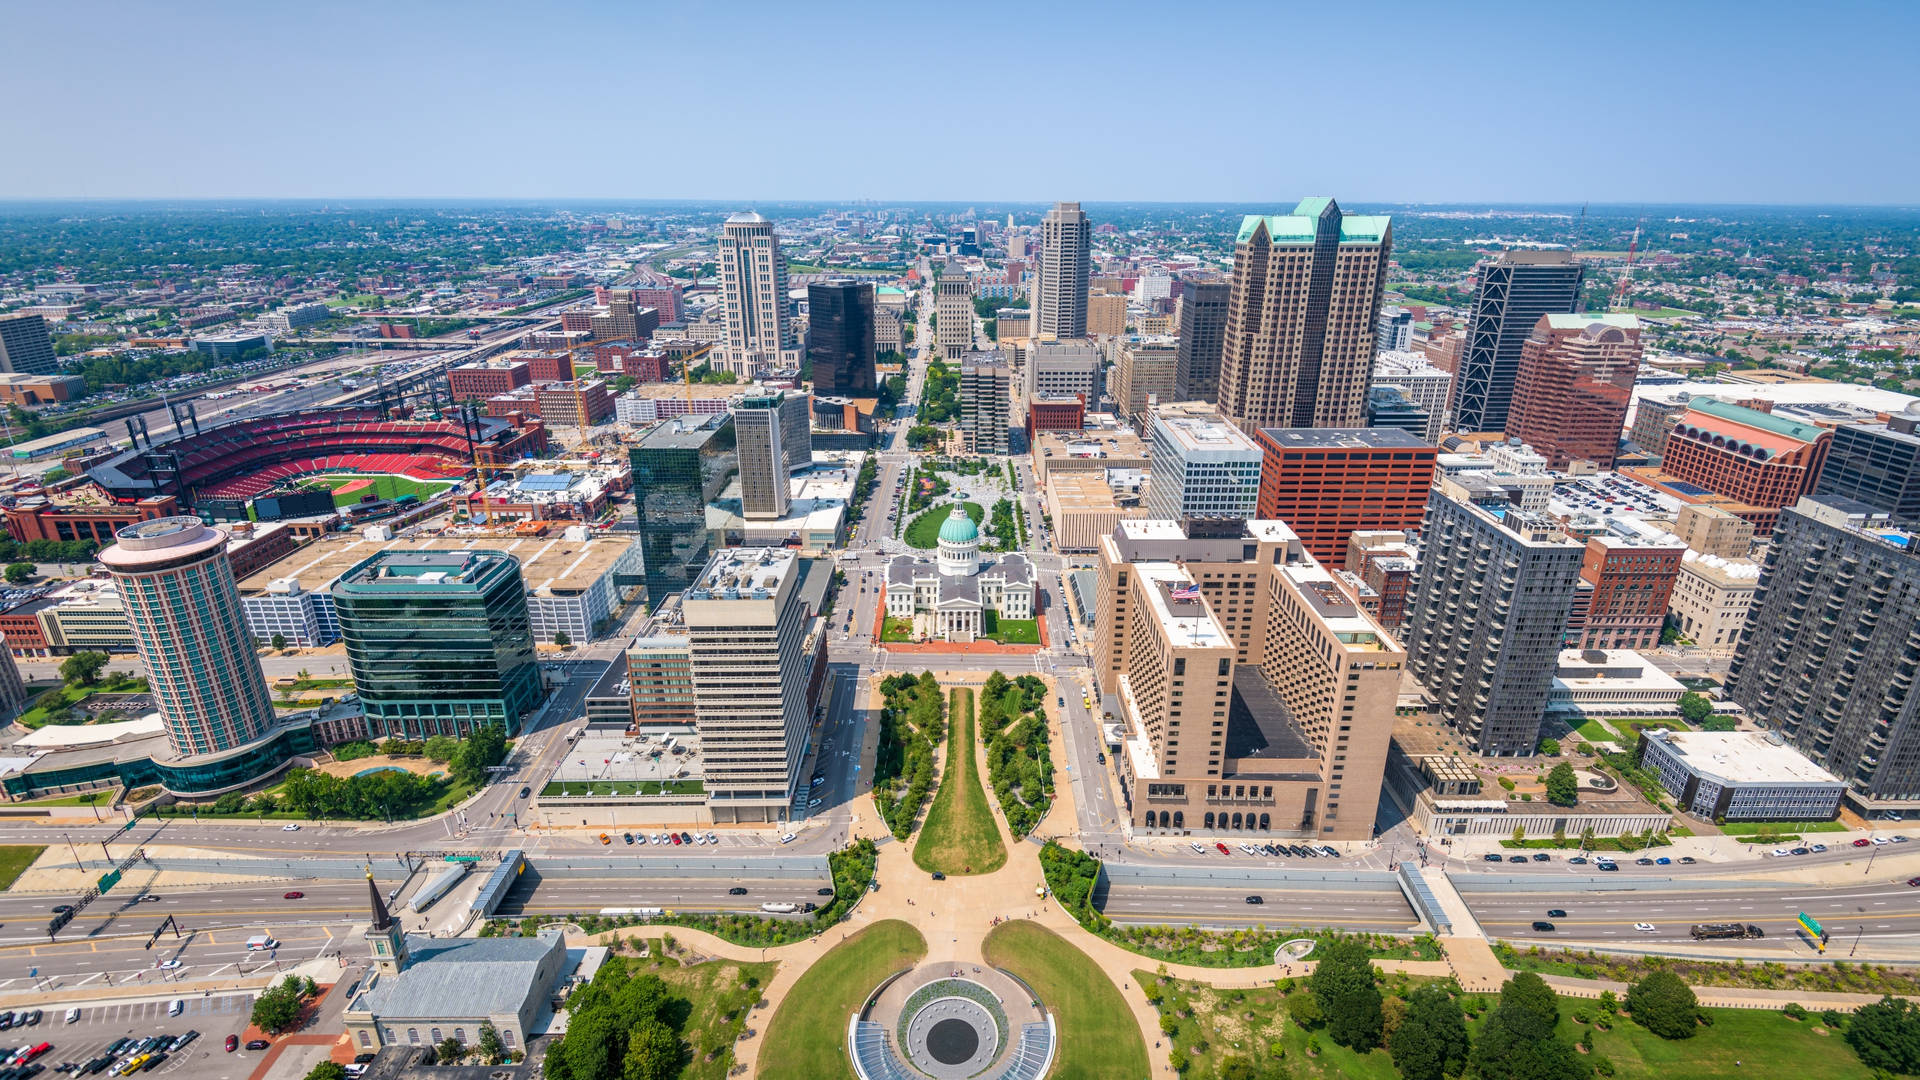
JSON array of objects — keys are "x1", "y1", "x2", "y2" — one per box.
[
  {"x1": 359, "y1": 1031, "x2": 373, "y2": 1048},
  {"x1": 431, "y1": 1028, "x2": 443, "y2": 1044},
  {"x1": 408, "y1": 1029, "x2": 420, "y2": 1045},
  {"x1": 454, "y1": 1029, "x2": 467, "y2": 1045},
  {"x1": 504, "y1": 1031, "x2": 516, "y2": 1048},
  {"x1": 1205, "y1": 812, "x2": 1215, "y2": 829}
]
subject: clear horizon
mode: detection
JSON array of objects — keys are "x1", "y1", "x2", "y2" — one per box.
[{"x1": 1, "y1": 0, "x2": 1912, "y2": 204}]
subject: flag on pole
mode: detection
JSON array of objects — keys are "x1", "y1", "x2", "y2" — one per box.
[{"x1": 1170, "y1": 584, "x2": 1200, "y2": 601}]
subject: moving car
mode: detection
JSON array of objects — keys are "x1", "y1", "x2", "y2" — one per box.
[
  {"x1": 157, "y1": 960, "x2": 182, "y2": 970},
  {"x1": 281, "y1": 824, "x2": 300, "y2": 832},
  {"x1": 1633, "y1": 922, "x2": 1658, "y2": 933},
  {"x1": 226, "y1": 1035, "x2": 238, "y2": 1053},
  {"x1": 1907, "y1": 877, "x2": 1920, "y2": 887},
  {"x1": 931, "y1": 872, "x2": 945, "y2": 881},
  {"x1": 727, "y1": 887, "x2": 748, "y2": 896},
  {"x1": 283, "y1": 891, "x2": 304, "y2": 900},
  {"x1": 1532, "y1": 921, "x2": 1556, "y2": 932},
  {"x1": 1245, "y1": 895, "x2": 1264, "y2": 905},
  {"x1": 518, "y1": 787, "x2": 531, "y2": 799},
  {"x1": 1547, "y1": 909, "x2": 1568, "y2": 918}
]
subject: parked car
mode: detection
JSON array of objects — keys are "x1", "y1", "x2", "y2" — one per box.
[
  {"x1": 1214, "y1": 843, "x2": 1230, "y2": 856},
  {"x1": 246, "y1": 1040, "x2": 270, "y2": 1051},
  {"x1": 1635, "y1": 857, "x2": 1654, "y2": 865},
  {"x1": 1680, "y1": 856, "x2": 1697, "y2": 864},
  {"x1": 622, "y1": 833, "x2": 634, "y2": 845},
  {"x1": 1655, "y1": 856, "x2": 1672, "y2": 865},
  {"x1": 1854, "y1": 838, "x2": 1873, "y2": 847},
  {"x1": 1531, "y1": 853, "x2": 1551, "y2": 862},
  {"x1": 1508, "y1": 855, "x2": 1528, "y2": 864},
  {"x1": 598, "y1": 834, "x2": 611, "y2": 845},
  {"x1": 1483, "y1": 853, "x2": 1504, "y2": 862},
  {"x1": 930, "y1": 872, "x2": 945, "y2": 881},
  {"x1": 1569, "y1": 856, "x2": 1589, "y2": 865},
  {"x1": 1190, "y1": 843, "x2": 1206, "y2": 855}
]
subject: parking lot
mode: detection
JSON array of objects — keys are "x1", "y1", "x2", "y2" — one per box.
[{"x1": 10, "y1": 992, "x2": 260, "y2": 1078}]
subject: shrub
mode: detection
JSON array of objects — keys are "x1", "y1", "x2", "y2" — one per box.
[
  {"x1": 1783, "y1": 1002, "x2": 1809, "y2": 1020},
  {"x1": 1626, "y1": 970, "x2": 1699, "y2": 1039}
]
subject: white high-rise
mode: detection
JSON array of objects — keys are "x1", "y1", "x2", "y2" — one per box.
[
  {"x1": 716, "y1": 212, "x2": 797, "y2": 377},
  {"x1": 1035, "y1": 201, "x2": 1091, "y2": 340}
]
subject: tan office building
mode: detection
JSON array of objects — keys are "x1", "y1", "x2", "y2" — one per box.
[
  {"x1": 1113, "y1": 336, "x2": 1178, "y2": 422},
  {"x1": 1086, "y1": 293, "x2": 1127, "y2": 338},
  {"x1": 1216, "y1": 198, "x2": 1391, "y2": 435},
  {"x1": 1668, "y1": 551, "x2": 1760, "y2": 653},
  {"x1": 1096, "y1": 518, "x2": 1404, "y2": 840}
]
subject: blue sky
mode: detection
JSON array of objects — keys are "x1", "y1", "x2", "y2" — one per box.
[{"x1": 2, "y1": 0, "x2": 1912, "y2": 203}]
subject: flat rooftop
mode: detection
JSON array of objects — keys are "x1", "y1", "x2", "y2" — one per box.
[
  {"x1": 548, "y1": 729, "x2": 701, "y2": 788},
  {"x1": 1136, "y1": 562, "x2": 1227, "y2": 649},
  {"x1": 1646, "y1": 729, "x2": 1844, "y2": 787},
  {"x1": 688, "y1": 546, "x2": 798, "y2": 598},
  {"x1": 1257, "y1": 427, "x2": 1430, "y2": 450},
  {"x1": 238, "y1": 533, "x2": 637, "y2": 597},
  {"x1": 1033, "y1": 429, "x2": 1149, "y2": 461},
  {"x1": 1156, "y1": 414, "x2": 1261, "y2": 456}
]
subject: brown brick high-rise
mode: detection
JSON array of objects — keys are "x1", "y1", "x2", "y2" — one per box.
[
  {"x1": 1253, "y1": 428, "x2": 1436, "y2": 567},
  {"x1": 1505, "y1": 313, "x2": 1643, "y2": 469}
]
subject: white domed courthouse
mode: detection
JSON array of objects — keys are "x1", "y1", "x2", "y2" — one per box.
[{"x1": 885, "y1": 505, "x2": 1034, "y2": 642}]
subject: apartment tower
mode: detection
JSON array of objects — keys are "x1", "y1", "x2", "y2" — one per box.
[
  {"x1": 733, "y1": 392, "x2": 794, "y2": 519},
  {"x1": 0, "y1": 314, "x2": 59, "y2": 376},
  {"x1": 935, "y1": 270, "x2": 974, "y2": 361},
  {"x1": 1216, "y1": 198, "x2": 1392, "y2": 435},
  {"x1": 960, "y1": 357, "x2": 1012, "y2": 455},
  {"x1": 1035, "y1": 202, "x2": 1092, "y2": 339},
  {"x1": 715, "y1": 212, "x2": 796, "y2": 376},
  {"x1": 99, "y1": 517, "x2": 277, "y2": 757},
  {"x1": 1401, "y1": 486, "x2": 1587, "y2": 755},
  {"x1": 1449, "y1": 250, "x2": 1585, "y2": 435}
]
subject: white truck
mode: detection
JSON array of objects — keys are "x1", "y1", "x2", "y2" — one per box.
[
  {"x1": 759, "y1": 902, "x2": 799, "y2": 914},
  {"x1": 246, "y1": 934, "x2": 277, "y2": 951}
]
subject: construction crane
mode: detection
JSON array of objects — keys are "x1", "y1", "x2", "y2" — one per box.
[{"x1": 1610, "y1": 219, "x2": 1644, "y2": 312}]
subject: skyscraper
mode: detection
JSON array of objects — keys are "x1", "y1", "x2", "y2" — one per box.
[
  {"x1": 1252, "y1": 427, "x2": 1438, "y2": 567},
  {"x1": 935, "y1": 270, "x2": 974, "y2": 361},
  {"x1": 734, "y1": 391, "x2": 794, "y2": 520},
  {"x1": 1216, "y1": 198, "x2": 1392, "y2": 435},
  {"x1": 682, "y1": 547, "x2": 813, "y2": 822},
  {"x1": 99, "y1": 517, "x2": 276, "y2": 757},
  {"x1": 0, "y1": 314, "x2": 58, "y2": 376},
  {"x1": 1173, "y1": 280, "x2": 1230, "y2": 404},
  {"x1": 334, "y1": 549, "x2": 544, "y2": 739},
  {"x1": 1450, "y1": 251, "x2": 1585, "y2": 435},
  {"x1": 1035, "y1": 201, "x2": 1091, "y2": 340},
  {"x1": 1504, "y1": 313, "x2": 1643, "y2": 469},
  {"x1": 715, "y1": 212, "x2": 796, "y2": 377},
  {"x1": 630, "y1": 413, "x2": 737, "y2": 609},
  {"x1": 1401, "y1": 486, "x2": 1586, "y2": 755},
  {"x1": 1730, "y1": 497, "x2": 1920, "y2": 808},
  {"x1": 806, "y1": 280, "x2": 877, "y2": 397}
]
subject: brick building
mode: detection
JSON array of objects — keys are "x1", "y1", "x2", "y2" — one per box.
[
  {"x1": 1633, "y1": 399, "x2": 1832, "y2": 535},
  {"x1": 1505, "y1": 313, "x2": 1642, "y2": 469},
  {"x1": 1575, "y1": 532, "x2": 1686, "y2": 650},
  {"x1": 448, "y1": 361, "x2": 532, "y2": 401},
  {"x1": 4, "y1": 493, "x2": 180, "y2": 544},
  {"x1": 1253, "y1": 428, "x2": 1438, "y2": 567},
  {"x1": 1026, "y1": 396, "x2": 1086, "y2": 440}
]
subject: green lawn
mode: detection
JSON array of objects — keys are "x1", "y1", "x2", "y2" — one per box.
[
  {"x1": 1726, "y1": 818, "x2": 1846, "y2": 834},
  {"x1": 1630, "y1": 306, "x2": 1707, "y2": 320},
  {"x1": 303, "y1": 473, "x2": 453, "y2": 506},
  {"x1": 913, "y1": 689, "x2": 1006, "y2": 876},
  {"x1": 634, "y1": 952, "x2": 777, "y2": 1080},
  {"x1": 0, "y1": 846, "x2": 46, "y2": 891},
  {"x1": 1574, "y1": 718, "x2": 1620, "y2": 743},
  {"x1": 984, "y1": 921, "x2": 1147, "y2": 1080},
  {"x1": 1618, "y1": 718, "x2": 1691, "y2": 738},
  {"x1": 17, "y1": 678, "x2": 152, "y2": 729},
  {"x1": 881, "y1": 616, "x2": 916, "y2": 642},
  {"x1": 983, "y1": 616, "x2": 1039, "y2": 644},
  {"x1": 1145, "y1": 970, "x2": 1875, "y2": 1080},
  {"x1": 10, "y1": 791, "x2": 113, "y2": 808},
  {"x1": 760, "y1": 920, "x2": 927, "y2": 1080},
  {"x1": 903, "y1": 501, "x2": 984, "y2": 550}
]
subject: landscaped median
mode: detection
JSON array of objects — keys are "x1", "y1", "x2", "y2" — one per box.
[
  {"x1": 912, "y1": 687, "x2": 1007, "y2": 876},
  {"x1": 759, "y1": 919, "x2": 928, "y2": 1080},
  {"x1": 982, "y1": 920, "x2": 1148, "y2": 1080}
]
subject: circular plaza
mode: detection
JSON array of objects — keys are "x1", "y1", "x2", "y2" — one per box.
[{"x1": 851, "y1": 962, "x2": 1055, "y2": 1080}]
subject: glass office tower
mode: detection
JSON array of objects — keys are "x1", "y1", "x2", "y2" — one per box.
[
  {"x1": 334, "y1": 549, "x2": 543, "y2": 738},
  {"x1": 630, "y1": 413, "x2": 738, "y2": 610}
]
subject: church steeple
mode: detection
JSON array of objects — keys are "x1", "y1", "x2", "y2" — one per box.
[{"x1": 363, "y1": 869, "x2": 408, "y2": 975}]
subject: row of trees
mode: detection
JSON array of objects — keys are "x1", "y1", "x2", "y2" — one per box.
[
  {"x1": 874, "y1": 672, "x2": 945, "y2": 838},
  {"x1": 919, "y1": 358, "x2": 960, "y2": 423},
  {"x1": 276, "y1": 766, "x2": 446, "y2": 820},
  {"x1": 979, "y1": 672, "x2": 1053, "y2": 837}
]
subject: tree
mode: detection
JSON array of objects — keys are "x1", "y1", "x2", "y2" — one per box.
[
  {"x1": 554, "y1": 630, "x2": 572, "y2": 647},
  {"x1": 303, "y1": 1064, "x2": 347, "y2": 1080},
  {"x1": 1309, "y1": 937, "x2": 1383, "y2": 1051},
  {"x1": 271, "y1": 633, "x2": 288, "y2": 651},
  {"x1": 1537, "y1": 737, "x2": 1561, "y2": 756},
  {"x1": 3, "y1": 562, "x2": 33, "y2": 584},
  {"x1": 437, "y1": 1037, "x2": 466, "y2": 1064},
  {"x1": 1625, "y1": 971, "x2": 1699, "y2": 1039},
  {"x1": 250, "y1": 978, "x2": 304, "y2": 1034},
  {"x1": 476, "y1": 1024, "x2": 507, "y2": 1065},
  {"x1": 1470, "y1": 971, "x2": 1589, "y2": 1080},
  {"x1": 1676, "y1": 691, "x2": 1713, "y2": 725},
  {"x1": 450, "y1": 723, "x2": 508, "y2": 787},
  {"x1": 60, "y1": 650, "x2": 109, "y2": 687},
  {"x1": 621, "y1": 1020, "x2": 680, "y2": 1080},
  {"x1": 424, "y1": 735, "x2": 459, "y2": 764},
  {"x1": 1845, "y1": 995, "x2": 1920, "y2": 1075},
  {"x1": 1217, "y1": 1055, "x2": 1286, "y2": 1080},
  {"x1": 1389, "y1": 984, "x2": 1471, "y2": 1080},
  {"x1": 1545, "y1": 762, "x2": 1580, "y2": 807}
]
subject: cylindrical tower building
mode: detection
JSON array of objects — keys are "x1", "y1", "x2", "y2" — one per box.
[{"x1": 99, "y1": 516, "x2": 276, "y2": 757}]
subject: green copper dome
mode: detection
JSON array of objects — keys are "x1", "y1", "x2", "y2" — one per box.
[{"x1": 938, "y1": 506, "x2": 979, "y2": 544}]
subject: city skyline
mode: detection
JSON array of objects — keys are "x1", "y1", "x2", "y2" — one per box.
[{"x1": 0, "y1": 1, "x2": 1912, "y2": 203}]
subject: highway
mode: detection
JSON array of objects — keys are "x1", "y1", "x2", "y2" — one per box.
[{"x1": 1103, "y1": 884, "x2": 1417, "y2": 932}]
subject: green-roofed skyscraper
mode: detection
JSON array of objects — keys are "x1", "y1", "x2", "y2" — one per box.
[{"x1": 1216, "y1": 197, "x2": 1392, "y2": 434}]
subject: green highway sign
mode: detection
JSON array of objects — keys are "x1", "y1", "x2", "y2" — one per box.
[
  {"x1": 1798, "y1": 912, "x2": 1824, "y2": 937},
  {"x1": 97, "y1": 869, "x2": 122, "y2": 895},
  {"x1": 444, "y1": 855, "x2": 481, "y2": 863}
]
